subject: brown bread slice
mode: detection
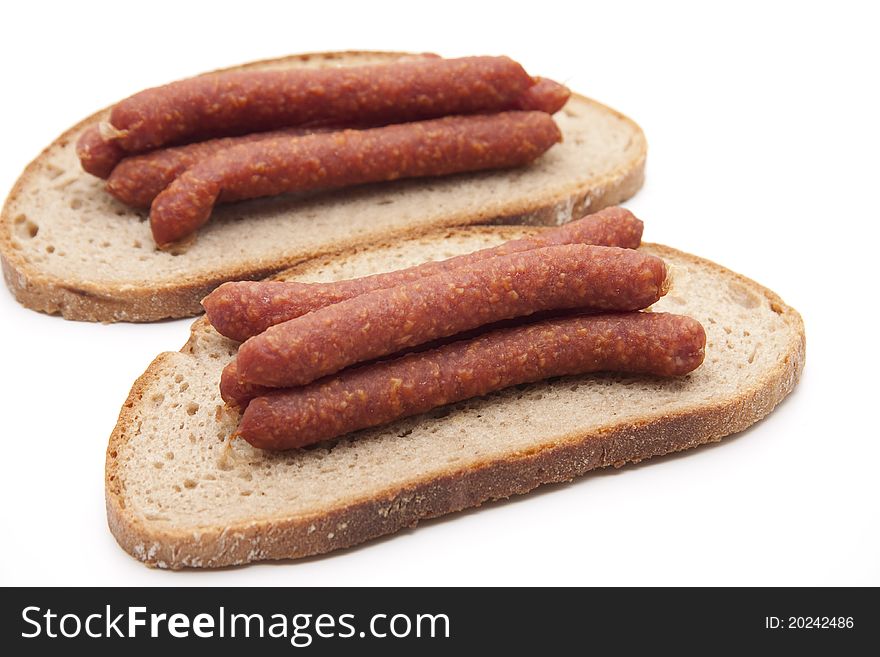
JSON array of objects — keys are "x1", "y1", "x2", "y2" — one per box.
[{"x1": 105, "y1": 225, "x2": 805, "y2": 568}]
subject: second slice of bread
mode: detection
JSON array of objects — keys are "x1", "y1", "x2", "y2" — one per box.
[
  {"x1": 0, "y1": 51, "x2": 646, "y2": 322},
  {"x1": 106, "y1": 225, "x2": 805, "y2": 569}
]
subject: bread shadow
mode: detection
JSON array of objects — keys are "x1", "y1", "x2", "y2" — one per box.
[{"x1": 163, "y1": 382, "x2": 802, "y2": 574}]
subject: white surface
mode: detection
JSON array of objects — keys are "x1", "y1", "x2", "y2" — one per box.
[{"x1": 1, "y1": 0, "x2": 878, "y2": 586}]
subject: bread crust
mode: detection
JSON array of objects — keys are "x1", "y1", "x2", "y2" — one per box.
[
  {"x1": 0, "y1": 51, "x2": 646, "y2": 323},
  {"x1": 104, "y1": 238, "x2": 805, "y2": 569}
]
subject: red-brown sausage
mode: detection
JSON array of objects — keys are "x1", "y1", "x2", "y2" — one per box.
[
  {"x1": 105, "y1": 56, "x2": 535, "y2": 153},
  {"x1": 204, "y1": 207, "x2": 643, "y2": 342},
  {"x1": 234, "y1": 245, "x2": 669, "y2": 388},
  {"x1": 515, "y1": 77, "x2": 571, "y2": 114},
  {"x1": 149, "y1": 112, "x2": 562, "y2": 247},
  {"x1": 76, "y1": 125, "x2": 127, "y2": 179},
  {"x1": 235, "y1": 312, "x2": 706, "y2": 450},
  {"x1": 105, "y1": 126, "x2": 337, "y2": 207}
]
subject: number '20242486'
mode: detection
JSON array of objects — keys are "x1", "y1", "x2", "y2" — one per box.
[{"x1": 765, "y1": 617, "x2": 854, "y2": 629}]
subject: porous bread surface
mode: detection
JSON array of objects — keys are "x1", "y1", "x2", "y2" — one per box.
[
  {"x1": 0, "y1": 51, "x2": 646, "y2": 322},
  {"x1": 106, "y1": 227, "x2": 805, "y2": 568}
]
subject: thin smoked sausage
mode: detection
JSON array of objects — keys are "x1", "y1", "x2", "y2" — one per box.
[
  {"x1": 235, "y1": 312, "x2": 706, "y2": 450},
  {"x1": 106, "y1": 56, "x2": 535, "y2": 153}
]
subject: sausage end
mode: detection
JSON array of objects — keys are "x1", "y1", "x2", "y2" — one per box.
[{"x1": 76, "y1": 125, "x2": 124, "y2": 179}]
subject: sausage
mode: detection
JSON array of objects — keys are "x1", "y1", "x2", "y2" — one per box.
[
  {"x1": 105, "y1": 126, "x2": 336, "y2": 208},
  {"x1": 204, "y1": 207, "x2": 644, "y2": 342},
  {"x1": 149, "y1": 112, "x2": 562, "y2": 247},
  {"x1": 235, "y1": 312, "x2": 706, "y2": 450},
  {"x1": 76, "y1": 125, "x2": 127, "y2": 179},
  {"x1": 234, "y1": 244, "x2": 669, "y2": 388},
  {"x1": 515, "y1": 77, "x2": 571, "y2": 114},
  {"x1": 105, "y1": 56, "x2": 535, "y2": 154}
]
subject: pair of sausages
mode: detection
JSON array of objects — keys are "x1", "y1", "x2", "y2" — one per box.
[
  {"x1": 204, "y1": 206, "x2": 645, "y2": 342},
  {"x1": 149, "y1": 112, "x2": 562, "y2": 247},
  {"x1": 236, "y1": 312, "x2": 707, "y2": 450},
  {"x1": 221, "y1": 242, "x2": 669, "y2": 403},
  {"x1": 78, "y1": 56, "x2": 569, "y2": 178}
]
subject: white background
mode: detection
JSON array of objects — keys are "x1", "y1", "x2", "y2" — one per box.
[{"x1": 1, "y1": 0, "x2": 878, "y2": 586}]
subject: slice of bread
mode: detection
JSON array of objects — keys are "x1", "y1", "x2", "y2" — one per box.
[
  {"x1": 0, "y1": 51, "x2": 646, "y2": 322},
  {"x1": 105, "y1": 225, "x2": 805, "y2": 569}
]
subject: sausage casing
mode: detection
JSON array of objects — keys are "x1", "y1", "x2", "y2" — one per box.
[
  {"x1": 149, "y1": 112, "x2": 562, "y2": 247},
  {"x1": 234, "y1": 244, "x2": 669, "y2": 388},
  {"x1": 204, "y1": 207, "x2": 644, "y2": 342},
  {"x1": 236, "y1": 312, "x2": 706, "y2": 450}
]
